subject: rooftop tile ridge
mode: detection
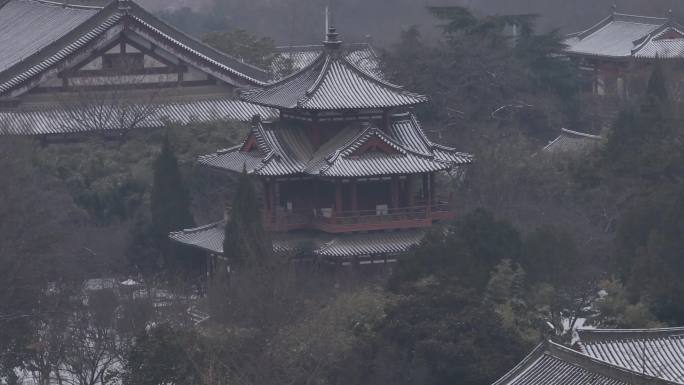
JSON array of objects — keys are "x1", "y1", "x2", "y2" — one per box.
[
  {"x1": 560, "y1": 128, "x2": 604, "y2": 140},
  {"x1": 0, "y1": 2, "x2": 122, "y2": 95},
  {"x1": 241, "y1": 53, "x2": 326, "y2": 106},
  {"x1": 342, "y1": 54, "x2": 426, "y2": 101},
  {"x1": 613, "y1": 12, "x2": 670, "y2": 24},
  {"x1": 575, "y1": 13, "x2": 617, "y2": 40},
  {"x1": 335, "y1": 125, "x2": 412, "y2": 161},
  {"x1": 546, "y1": 340, "x2": 679, "y2": 385},
  {"x1": 209, "y1": 144, "x2": 242, "y2": 156},
  {"x1": 578, "y1": 326, "x2": 684, "y2": 341},
  {"x1": 171, "y1": 220, "x2": 224, "y2": 235},
  {"x1": 23, "y1": 0, "x2": 109, "y2": 9},
  {"x1": 491, "y1": 342, "x2": 548, "y2": 385},
  {"x1": 407, "y1": 113, "x2": 439, "y2": 153},
  {"x1": 303, "y1": 54, "x2": 333, "y2": 98},
  {"x1": 126, "y1": 3, "x2": 268, "y2": 84},
  {"x1": 253, "y1": 120, "x2": 278, "y2": 157}
]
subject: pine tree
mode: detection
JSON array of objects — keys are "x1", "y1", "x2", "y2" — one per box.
[
  {"x1": 223, "y1": 167, "x2": 271, "y2": 269},
  {"x1": 149, "y1": 135, "x2": 197, "y2": 272}
]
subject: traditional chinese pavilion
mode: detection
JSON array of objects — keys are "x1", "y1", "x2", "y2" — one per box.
[
  {"x1": 170, "y1": 26, "x2": 472, "y2": 266},
  {"x1": 564, "y1": 7, "x2": 684, "y2": 129}
]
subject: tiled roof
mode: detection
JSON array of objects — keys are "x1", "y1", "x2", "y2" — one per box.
[
  {"x1": 198, "y1": 113, "x2": 472, "y2": 177},
  {"x1": 242, "y1": 32, "x2": 426, "y2": 110},
  {"x1": 0, "y1": 97, "x2": 277, "y2": 135},
  {"x1": 564, "y1": 13, "x2": 669, "y2": 58},
  {"x1": 543, "y1": 128, "x2": 604, "y2": 154},
  {"x1": 316, "y1": 231, "x2": 423, "y2": 258},
  {"x1": 578, "y1": 327, "x2": 684, "y2": 384},
  {"x1": 632, "y1": 27, "x2": 684, "y2": 59},
  {"x1": 492, "y1": 341, "x2": 677, "y2": 385},
  {"x1": 169, "y1": 220, "x2": 423, "y2": 259},
  {"x1": 0, "y1": 0, "x2": 99, "y2": 74},
  {"x1": 270, "y1": 43, "x2": 383, "y2": 80},
  {"x1": 0, "y1": 0, "x2": 269, "y2": 97}
]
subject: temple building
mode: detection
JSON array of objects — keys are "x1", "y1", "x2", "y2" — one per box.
[
  {"x1": 0, "y1": 0, "x2": 276, "y2": 137},
  {"x1": 170, "y1": 26, "x2": 472, "y2": 266},
  {"x1": 543, "y1": 128, "x2": 604, "y2": 154},
  {"x1": 492, "y1": 327, "x2": 684, "y2": 385},
  {"x1": 564, "y1": 7, "x2": 684, "y2": 129}
]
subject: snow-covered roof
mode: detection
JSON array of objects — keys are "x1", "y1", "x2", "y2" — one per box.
[
  {"x1": 198, "y1": 113, "x2": 471, "y2": 177},
  {"x1": 492, "y1": 341, "x2": 678, "y2": 385},
  {"x1": 578, "y1": 327, "x2": 684, "y2": 384},
  {"x1": 169, "y1": 220, "x2": 425, "y2": 261},
  {"x1": 564, "y1": 11, "x2": 684, "y2": 60}
]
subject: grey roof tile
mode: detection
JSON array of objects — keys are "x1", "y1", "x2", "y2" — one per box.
[
  {"x1": 0, "y1": 0, "x2": 270, "y2": 97},
  {"x1": 578, "y1": 327, "x2": 684, "y2": 384},
  {"x1": 565, "y1": 13, "x2": 667, "y2": 58},
  {"x1": 243, "y1": 46, "x2": 426, "y2": 110},
  {"x1": 271, "y1": 43, "x2": 383, "y2": 80},
  {"x1": 169, "y1": 220, "x2": 424, "y2": 259},
  {"x1": 198, "y1": 113, "x2": 472, "y2": 177},
  {"x1": 493, "y1": 341, "x2": 677, "y2": 385},
  {"x1": 0, "y1": 97, "x2": 277, "y2": 135},
  {"x1": 543, "y1": 128, "x2": 604, "y2": 154}
]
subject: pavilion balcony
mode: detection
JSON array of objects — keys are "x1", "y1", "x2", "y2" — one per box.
[{"x1": 261, "y1": 201, "x2": 455, "y2": 233}]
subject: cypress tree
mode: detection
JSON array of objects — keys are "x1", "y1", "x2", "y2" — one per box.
[
  {"x1": 223, "y1": 167, "x2": 271, "y2": 269},
  {"x1": 150, "y1": 135, "x2": 196, "y2": 272},
  {"x1": 646, "y1": 58, "x2": 668, "y2": 104}
]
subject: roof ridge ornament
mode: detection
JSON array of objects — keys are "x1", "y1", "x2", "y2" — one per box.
[
  {"x1": 611, "y1": 3, "x2": 617, "y2": 16},
  {"x1": 323, "y1": 7, "x2": 342, "y2": 50}
]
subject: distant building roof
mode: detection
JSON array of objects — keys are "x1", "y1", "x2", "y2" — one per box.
[
  {"x1": 492, "y1": 341, "x2": 677, "y2": 385},
  {"x1": 270, "y1": 43, "x2": 383, "y2": 80},
  {"x1": 564, "y1": 10, "x2": 684, "y2": 60},
  {"x1": 169, "y1": 220, "x2": 424, "y2": 262},
  {"x1": 578, "y1": 327, "x2": 684, "y2": 384},
  {"x1": 198, "y1": 112, "x2": 471, "y2": 177},
  {"x1": 0, "y1": 0, "x2": 270, "y2": 98},
  {"x1": 0, "y1": 97, "x2": 277, "y2": 135},
  {"x1": 242, "y1": 27, "x2": 426, "y2": 110},
  {"x1": 543, "y1": 128, "x2": 604, "y2": 154}
]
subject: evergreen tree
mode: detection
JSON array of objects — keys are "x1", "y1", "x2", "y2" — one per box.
[
  {"x1": 223, "y1": 167, "x2": 271, "y2": 269},
  {"x1": 149, "y1": 135, "x2": 197, "y2": 273},
  {"x1": 603, "y1": 63, "x2": 682, "y2": 179},
  {"x1": 646, "y1": 59, "x2": 668, "y2": 103}
]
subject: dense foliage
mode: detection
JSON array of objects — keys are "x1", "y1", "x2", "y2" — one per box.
[{"x1": 4, "y1": 5, "x2": 684, "y2": 385}]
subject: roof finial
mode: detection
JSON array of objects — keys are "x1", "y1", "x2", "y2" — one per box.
[
  {"x1": 611, "y1": 3, "x2": 617, "y2": 15},
  {"x1": 323, "y1": 7, "x2": 342, "y2": 50},
  {"x1": 325, "y1": 6, "x2": 329, "y2": 36},
  {"x1": 668, "y1": 8, "x2": 674, "y2": 22}
]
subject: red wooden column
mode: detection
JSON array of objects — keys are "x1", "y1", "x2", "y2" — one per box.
[
  {"x1": 351, "y1": 179, "x2": 358, "y2": 212},
  {"x1": 407, "y1": 175, "x2": 415, "y2": 207},
  {"x1": 426, "y1": 173, "x2": 433, "y2": 214},
  {"x1": 335, "y1": 179, "x2": 343, "y2": 216},
  {"x1": 391, "y1": 176, "x2": 400, "y2": 208}
]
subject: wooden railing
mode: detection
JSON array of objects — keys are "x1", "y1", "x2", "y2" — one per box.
[{"x1": 262, "y1": 202, "x2": 455, "y2": 233}]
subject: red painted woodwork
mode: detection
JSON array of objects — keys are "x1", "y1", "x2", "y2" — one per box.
[
  {"x1": 656, "y1": 29, "x2": 684, "y2": 40},
  {"x1": 352, "y1": 136, "x2": 398, "y2": 157},
  {"x1": 240, "y1": 134, "x2": 258, "y2": 152},
  {"x1": 261, "y1": 202, "x2": 455, "y2": 233}
]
